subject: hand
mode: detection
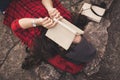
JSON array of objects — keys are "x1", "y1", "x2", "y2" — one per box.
[
  {"x1": 48, "y1": 8, "x2": 63, "y2": 20},
  {"x1": 73, "y1": 35, "x2": 81, "y2": 44},
  {"x1": 36, "y1": 17, "x2": 56, "y2": 29}
]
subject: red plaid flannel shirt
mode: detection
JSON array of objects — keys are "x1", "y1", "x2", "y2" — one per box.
[
  {"x1": 3, "y1": 0, "x2": 83, "y2": 73},
  {"x1": 4, "y1": 0, "x2": 72, "y2": 47}
]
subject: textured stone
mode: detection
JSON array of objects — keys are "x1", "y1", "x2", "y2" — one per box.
[
  {"x1": 0, "y1": 42, "x2": 36, "y2": 80},
  {"x1": 90, "y1": 0, "x2": 113, "y2": 9},
  {"x1": 36, "y1": 63, "x2": 61, "y2": 80},
  {"x1": 0, "y1": 0, "x2": 116, "y2": 80},
  {"x1": 82, "y1": 19, "x2": 111, "y2": 76}
]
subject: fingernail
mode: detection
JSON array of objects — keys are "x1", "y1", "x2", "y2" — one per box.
[
  {"x1": 39, "y1": 18, "x2": 43, "y2": 22},
  {"x1": 45, "y1": 17, "x2": 48, "y2": 19}
]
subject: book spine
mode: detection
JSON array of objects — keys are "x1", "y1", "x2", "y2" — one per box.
[{"x1": 53, "y1": 18, "x2": 77, "y2": 34}]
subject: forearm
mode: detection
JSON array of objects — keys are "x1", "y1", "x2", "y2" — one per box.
[
  {"x1": 41, "y1": 0, "x2": 54, "y2": 11},
  {"x1": 18, "y1": 17, "x2": 56, "y2": 29},
  {"x1": 18, "y1": 18, "x2": 41, "y2": 29}
]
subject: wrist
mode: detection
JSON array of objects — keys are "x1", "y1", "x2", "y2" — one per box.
[
  {"x1": 34, "y1": 18, "x2": 43, "y2": 26},
  {"x1": 47, "y1": 7, "x2": 55, "y2": 11},
  {"x1": 32, "y1": 19, "x2": 37, "y2": 27},
  {"x1": 48, "y1": 7, "x2": 54, "y2": 10}
]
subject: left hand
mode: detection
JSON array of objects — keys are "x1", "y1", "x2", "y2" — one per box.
[
  {"x1": 73, "y1": 35, "x2": 81, "y2": 44},
  {"x1": 48, "y1": 8, "x2": 63, "y2": 20},
  {"x1": 36, "y1": 17, "x2": 56, "y2": 29}
]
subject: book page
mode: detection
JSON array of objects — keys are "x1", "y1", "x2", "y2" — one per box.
[
  {"x1": 81, "y1": 3, "x2": 105, "y2": 22},
  {"x1": 60, "y1": 19, "x2": 84, "y2": 35},
  {"x1": 45, "y1": 18, "x2": 84, "y2": 50}
]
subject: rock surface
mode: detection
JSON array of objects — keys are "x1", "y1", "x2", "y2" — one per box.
[{"x1": 1, "y1": 0, "x2": 120, "y2": 80}]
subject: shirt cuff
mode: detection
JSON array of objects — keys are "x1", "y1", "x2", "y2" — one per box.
[{"x1": 11, "y1": 19, "x2": 24, "y2": 31}]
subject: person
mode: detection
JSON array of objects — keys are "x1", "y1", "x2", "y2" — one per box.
[
  {"x1": 0, "y1": 0, "x2": 11, "y2": 12},
  {"x1": 3, "y1": 0, "x2": 96, "y2": 75}
]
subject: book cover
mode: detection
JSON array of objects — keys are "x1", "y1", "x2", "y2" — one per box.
[
  {"x1": 80, "y1": 3, "x2": 106, "y2": 22},
  {"x1": 45, "y1": 18, "x2": 84, "y2": 50}
]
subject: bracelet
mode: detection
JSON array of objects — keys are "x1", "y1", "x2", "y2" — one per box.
[{"x1": 32, "y1": 19, "x2": 37, "y2": 27}]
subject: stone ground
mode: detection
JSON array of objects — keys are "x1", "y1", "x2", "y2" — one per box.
[{"x1": 0, "y1": 0, "x2": 120, "y2": 80}]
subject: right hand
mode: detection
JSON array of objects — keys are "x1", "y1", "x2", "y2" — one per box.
[
  {"x1": 48, "y1": 8, "x2": 63, "y2": 20},
  {"x1": 36, "y1": 17, "x2": 56, "y2": 29}
]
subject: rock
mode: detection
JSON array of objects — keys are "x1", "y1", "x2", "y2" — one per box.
[
  {"x1": 83, "y1": 19, "x2": 111, "y2": 76},
  {"x1": 36, "y1": 62, "x2": 61, "y2": 80},
  {"x1": 0, "y1": 42, "x2": 36, "y2": 80},
  {"x1": 0, "y1": 0, "x2": 114, "y2": 79},
  {"x1": 90, "y1": 0, "x2": 113, "y2": 9}
]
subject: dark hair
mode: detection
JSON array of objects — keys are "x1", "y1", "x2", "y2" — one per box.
[
  {"x1": 0, "y1": 0, "x2": 12, "y2": 11},
  {"x1": 32, "y1": 29, "x2": 61, "y2": 60},
  {"x1": 22, "y1": 28, "x2": 64, "y2": 70},
  {"x1": 71, "y1": 12, "x2": 89, "y2": 30},
  {"x1": 22, "y1": 13, "x2": 90, "y2": 70}
]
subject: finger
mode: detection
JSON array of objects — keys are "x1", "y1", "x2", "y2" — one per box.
[
  {"x1": 48, "y1": 8, "x2": 57, "y2": 14},
  {"x1": 58, "y1": 16, "x2": 63, "y2": 21},
  {"x1": 50, "y1": 9, "x2": 59, "y2": 18},
  {"x1": 37, "y1": 17, "x2": 48, "y2": 26},
  {"x1": 45, "y1": 21, "x2": 57, "y2": 29},
  {"x1": 49, "y1": 21, "x2": 57, "y2": 28},
  {"x1": 53, "y1": 16, "x2": 63, "y2": 23},
  {"x1": 44, "y1": 19, "x2": 54, "y2": 28},
  {"x1": 42, "y1": 18, "x2": 51, "y2": 25},
  {"x1": 42, "y1": 17, "x2": 48, "y2": 22},
  {"x1": 54, "y1": 12, "x2": 60, "y2": 19},
  {"x1": 48, "y1": 8, "x2": 56, "y2": 13},
  {"x1": 48, "y1": 9, "x2": 56, "y2": 17},
  {"x1": 41, "y1": 17, "x2": 49, "y2": 24}
]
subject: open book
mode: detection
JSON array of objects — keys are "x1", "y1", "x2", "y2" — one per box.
[
  {"x1": 80, "y1": 3, "x2": 106, "y2": 23},
  {"x1": 45, "y1": 18, "x2": 84, "y2": 50}
]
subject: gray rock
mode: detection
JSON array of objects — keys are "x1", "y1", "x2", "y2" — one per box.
[
  {"x1": 36, "y1": 62, "x2": 61, "y2": 80},
  {"x1": 0, "y1": 42, "x2": 36, "y2": 80},
  {"x1": 83, "y1": 19, "x2": 110, "y2": 76},
  {"x1": 0, "y1": 0, "x2": 115, "y2": 80}
]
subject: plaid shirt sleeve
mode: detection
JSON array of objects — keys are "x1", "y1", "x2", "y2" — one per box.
[
  {"x1": 4, "y1": 0, "x2": 72, "y2": 47},
  {"x1": 11, "y1": 19, "x2": 41, "y2": 47}
]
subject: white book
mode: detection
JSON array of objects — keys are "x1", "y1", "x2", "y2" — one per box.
[
  {"x1": 45, "y1": 18, "x2": 84, "y2": 50},
  {"x1": 80, "y1": 3, "x2": 106, "y2": 23}
]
